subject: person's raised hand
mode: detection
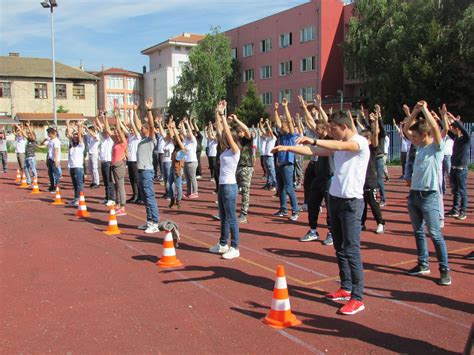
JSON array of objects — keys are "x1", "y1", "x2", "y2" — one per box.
[
  {"x1": 281, "y1": 98, "x2": 288, "y2": 107},
  {"x1": 145, "y1": 97, "x2": 153, "y2": 110},
  {"x1": 274, "y1": 102, "x2": 279, "y2": 111}
]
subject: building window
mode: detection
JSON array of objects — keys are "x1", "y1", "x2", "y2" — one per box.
[
  {"x1": 261, "y1": 92, "x2": 273, "y2": 105},
  {"x1": 243, "y1": 69, "x2": 254, "y2": 82},
  {"x1": 260, "y1": 38, "x2": 272, "y2": 53},
  {"x1": 106, "y1": 93, "x2": 124, "y2": 111},
  {"x1": 301, "y1": 56, "x2": 316, "y2": 72},
  {"x1": 260, "y1": 65, "x2": 272, "y2": 79},
  {"x1": 300, "y1": 87, "x2": 315, "y2": 102},
  {"x1": 55, "y1": 84, "x2": 67, "y2": 99},
  {"x1": 279, "y1": 89, "x2": 292, "y2": 103},
  {"x1": 126, "y1": 93, "x2": 139, "y2": 105},
  {"x1": 243, "y1": 43, "x2": 254, "y2": 57},
  {"x1": 0, "y1": 82, "x2": 11, "y2": 98},
  {"x1": 175, "y1": 46, "x2": 182, "y2": 51},
  {"x1": 231, "y1": 48, "x2": 237, "y2": 59},
  {"x1": 178, "y1": 61, "x2": 187, "y2": 70},
  {"x1": 106, "y1": 75, "x2": 124, "y2": 90},
  {"x1": 126, "y1": 77, "x2": 137, "y2": 91},
  {"x1": 279, "y1": 32, "x2": 292, "y2": 48},
  {"x1": 73, "y1": 84, "x2": 85, "y2": 99},
  {"x1": 34, "y1": 83, "x2": 47, "y2": 99},
  {"x1": 279, "y1": 61, "x2": 293, "y2": 76},
  {"x1": 300, "y1": 26, "x2": 315, "y2": 43}
]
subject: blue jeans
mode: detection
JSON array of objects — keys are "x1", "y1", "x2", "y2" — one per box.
[
  {"x1": 169, "y1": 168, "x2": 183, "y2": 201},
  {"x1": 277, "y1": 163, "x2": 298, "y2": 213},
  {"x1": 47, "y1": 158, "x2": 62, "y2": 189},
  {"x1": 218, "y1": 184, "x2": 239, "y2": 248},
  {"x1": 69, "y1": 167, "x2": 84, "y2": 199},
  {"x1": 162, "y1": 161, "x2": 172, "y2": 197},
  {"x1": 404, "y1": 159, "x2": 414, "y2": 181},
  {"x1": 442, "y1": 155, "x2": 451, "y2": 194},
  {"x1": 101, "y1": 161, "x2": 115, "y2": 201},
  {"x1": 376, "y1": 157, "x2": 386, "y2": 203},
  {"x1": 138, "y1": 169, "x2": 159, "y2": 223},
  {"x1": 408, "y1": 190, "x2": 449, "y2": 270},
  {"x1": 264, "y1": 156, "x2": 277, "y2": 187},
  {"x1": 25, "y1": 157, "x2": 37, "y2": 184},
  {"x1": 449, "y1": 168, "x2": 468, "y2": 214},
  {"x1": 328, "y1": 196, "x2": 364, "y2": 301}
]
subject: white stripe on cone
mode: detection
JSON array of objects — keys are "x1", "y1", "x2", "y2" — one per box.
[
  {"x1": 274, "y1": 277, "x2": 288, "y2": 290},
  {"x1": 271, "y1": 298, "x2": 291, "y2": 311},
  {"x1": 163, "y1": 248, "x2": 176, "y2": 257},
  {"x1": 109, "y1": 220, "x2": 117, "y2": 226},
  {"x1": 79, "y1": 205, "x2": 87, "y2": 210}
]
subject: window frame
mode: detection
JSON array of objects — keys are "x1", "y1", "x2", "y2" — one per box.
[
  {"x1": 243, "y1": 68, "x2": 255, "y2": 83},
  {"x1": 279, "y1": 32, "x2": 293, "y2": 48},
  {"x1": 72, "y1": 84, "x2": 86, "y2": 100},
  {"x1": 34, "y1": 83, "x2": 48, "y2": 99},
  {"x1": 260, "y1": 38, "x2": 272, "y2": 53},
  {"x1": 279, "y1": 60, "x2": 293, "y2": 76},
  {"x1": 301, "y1": 56, "x2": 316, "y2": 72},
  {"x1": 243, "y1": 43, "x2": 254, "y2": 58},
  {"x1": 0, "y1": 82, "x2": 12, "y2": 98},
  {"x1": 300, "y1": 26, "x2": 315, "y2": 43}
]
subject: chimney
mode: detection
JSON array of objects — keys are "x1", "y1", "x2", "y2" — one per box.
[
  {"x1": 9, "y1": 52, "x2": 20, "y2": 57},
  {"x1": 142, "y1": 65, "x2": 146, "y2": 74}
]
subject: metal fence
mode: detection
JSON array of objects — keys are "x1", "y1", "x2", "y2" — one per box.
[{"x1": 385, "y1": 123, "x2": 474, "y2": 164}]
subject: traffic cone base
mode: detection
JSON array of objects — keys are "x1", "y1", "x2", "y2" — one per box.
[
  {"x1": 103, "y1": 207, "x2": 121, "y2": 235},
  {"x1": 262, "y1": 265, "x2": 301, "y2": 329},
  {"x1": 157, "y1": 231, "x2": 182, "y2": 268},
  {"x1": 18, "y1": 173, "x2": 28, "y2": 188}
]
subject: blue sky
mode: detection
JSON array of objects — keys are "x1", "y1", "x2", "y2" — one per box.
[{"x1": 1, "y1": 0, "x2": 308, "y2": 73}]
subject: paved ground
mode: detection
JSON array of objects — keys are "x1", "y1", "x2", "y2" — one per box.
[{"x1": 1, "y1": 161, "x2": 473, "y2": 354}]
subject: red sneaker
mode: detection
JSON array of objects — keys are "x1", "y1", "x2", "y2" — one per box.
[
  {"x1": 325, "y1": 288, "x2": 351, "y2": 301},
  {"x1": 338, "y1": 299, "x2": 365, "y2": 315},
  {"x1": 116, "y1": 208, "x2": 127, "y2": 217},
  {"x1": 189, "y1": 193, "x2": 199, "y2": 199}
]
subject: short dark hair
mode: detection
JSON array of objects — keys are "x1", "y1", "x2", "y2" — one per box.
[{"x1": 329, "y1": 111, "x2": 353, "y2": 128}]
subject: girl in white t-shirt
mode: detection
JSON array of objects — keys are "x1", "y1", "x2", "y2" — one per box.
[
  {"x1": 205, "y1": 121, "x2": 218, "y2": 185},
  {"x1": 126, "y1": 105, "x2": 142, "y2": 203},
  {"x1": 156, "y1": 119, "x2": 175, "y2": 199},
  {"x1": 182, "y1": 118, "x2": 199, "y2": 198},
  {"x1": 14, "y1": 126, "x2": 27, "y2": 175},
  {"x1": 66, "y1": 121, "x2": 85, "y2": 206},
  {"x1": 209, "y1": 102, "x2": 241, "y2": 260}
]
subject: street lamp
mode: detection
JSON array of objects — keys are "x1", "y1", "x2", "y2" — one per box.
[
  {"x1": 41, "y1": 0, "x2": 58, "y2": 127},
  {"x1": 337, "y1": 89, "x2": 344, "y2": 111}
]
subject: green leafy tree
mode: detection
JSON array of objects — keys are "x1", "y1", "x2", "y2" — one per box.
[
  {"x1": 343, "y1": 0, "x2": 474, "y2": 120},
  {"x1": 225, "y1": 59, "x2": 241, "y2": 110},
  {"x1": 56, "y1": 105, "x2": 69, "y2": 113},
  {"x1": 235, "y1": 81, "x2": 269, "y2": 126},
  {"x1": 168, "y1": 27, "x2": 233, "y2": 124}
]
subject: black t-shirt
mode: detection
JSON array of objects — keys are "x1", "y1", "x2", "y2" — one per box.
[
  {"x1": 365, "y1": 145, "x2": 378, "y2": 189},
  {"x1": 312, "y1": 136, "x2": 333, "y2": 185}
]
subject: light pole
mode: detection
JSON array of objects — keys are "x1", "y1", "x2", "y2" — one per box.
[
  {"x1": 337, "y1": 89, "x2": 344, "y2": 111},
  {"x1": 41, "y1": 0, "x2": 58, "y2": 127}
]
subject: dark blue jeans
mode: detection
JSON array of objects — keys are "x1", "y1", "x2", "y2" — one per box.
[
  {"x1": 138, "y1": 169, "x2": 159, "y2": 223},
  {"x1": 218, "y1": 183, "x2": 239, "y2": 248},
  {"x1": 449, "y1": 168, "x2": 468, "y2": 214},
  {"x1": 328, "y1": 195, "x2": 364, "y2": 301},
  {"x1": 47, "y1": 158, "x2": 62, "y2": 190},
  {"x1": 69, "y1": 167, "x2": 84, "y2": 199},
  {"x1": 162, "y1": 161, "x2": 172, "y2": 197},
  {"x1": 277, "y1": 163, "x2": 298, "y2": 213},
  {"x1": 408, "y1": 190, "x2": 449, "y2": 270},
  {"x1": 376, "y1": 157, "x2": 386, "y2": 203},
  {"x1": 101, "y1": 161, "x2": 115, "y2": 201}
]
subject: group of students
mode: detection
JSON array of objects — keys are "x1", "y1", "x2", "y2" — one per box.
[{"x1": 5, "y1": 94, "x2": 472, "y2": 316}]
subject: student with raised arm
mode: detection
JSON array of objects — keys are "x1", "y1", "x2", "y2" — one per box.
[
  {"x1": 190, "y1": 117, "x2": 203, "y2": 179},
  {"x1": 168, "y1": 119, "x2": 186, "y2": 209},
  {"x1": 65, "y1": 121, "x2": 85, "y2": 206},
  {"x1": 402, "y1": 101, "x2": 450, "y2": 286},
  {"x1": 43, "y1": 126, "x2": 62, "y2": 192},
  {"x1": 109, "y1": 108, "x2": 128, "y2": 216},
  {"x1": 98, "y1": 112, "x2": 115, "y2": 206},
  {"x1": 209, "y1": 101, "x2": 241, "y2": 259},
  {"x1": 272, "y1": 98, "x2": 299, "y2": 221},
  {"x1": 125, "y1": 103, "x2": 142, "y2": 203},
  {"x1": 272, "y1": 110, "x2": 369, "y2": 315},
  {"x1": 135, "y1": 98, "x2": 160, "y2": 233},
  {"x1": 85, "y1": 121, "x2": 100, "y2": 189},
  {"x1": 14, "y1": 124, "x2": 27, "y2": 177},
  {"x1": 182, "y1": 117, "x2": 199, "y2": 198},
  {"x1": 157, "y1": 115, "x2": 175, "y2": 200},
  {"x1": 373, "y1": 104, "x2": 387, "y2": 206},
  {"x1": 205, "y1": 121, "x2": 218, "y2": 185},
  {"x1": 0, "y1": 125, "x2": 8, "y2": 173},
  {"x1": 261, "y1": 118, "x2": 277, "y2": 191},
  {"x1": 22, "y1": 123, "x2": 37, "y2": 186}
]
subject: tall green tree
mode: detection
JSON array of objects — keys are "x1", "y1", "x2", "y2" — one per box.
[
  {"x1": 343, "y1": 0, "x2": 474, "y2": 120},
  {"x1": 235, "y1": 81, "x2": 269, "y2": 126},
  {"x1": 168, "y1": 27, "x2": 233, "y2": 124}
]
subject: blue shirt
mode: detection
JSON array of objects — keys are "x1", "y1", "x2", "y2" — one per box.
[
  {"x1": 278, "y1": 133, "x2": 297, "y2": 165},
  {"x1": 411, "y1": 140, "x2": 444, "y2": 191}
]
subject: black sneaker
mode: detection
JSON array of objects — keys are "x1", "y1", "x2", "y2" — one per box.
[
  {"x1": 238, "y1": 214, "x2": 248, "y2": 223},
  {"x1": 168, "y1": 198, "x2": 175, "y2": 208},
  {"x1": 273, "y1": 210, "x2": 288, "y2": 217},
  {"x1": 456, "y1": 212, "x2": 466, "y2": 220},
  {"x1": 463, "y1": 251, "x2": 474, "y2": 260},
  {"x1": 289, "y1": 212, "x2": 299, "y2": 221},
  {"x1": 445, "y1": 210, "x2": 459, "y2": 218},
  {"x1": 407, "y1": 264, "x2": 430, "y2": 275},
  {"x1": 439, "y1": 268, "x2": 451, "y2": 286}
]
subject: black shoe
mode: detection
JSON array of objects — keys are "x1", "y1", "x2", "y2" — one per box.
[
  {"x1": 273, "y1": 210, "x2": 288, "y2": 217},
  {"x1": 456, "y1": 212, "x2": 466, "y2": 220},
  {"x1": 439, "y1": 268, "x2": 451, "y2": 286},
  {"x1": 407, "y1": 264, "x2": 430, "y2": 275},
  {"x1": 463, "y1": 251, "x2": 474, "y2": 260},
  {"x1": 135, "y1": 199, "x2": 144, "y2": 205},
  {"x1": 127, "y1": 197, "x2": 138, "y2": 203},
  {"x1": 238, "y1": 214, "x2": 248, "y2": 223},
  {"x1": 445, "y1": 210, "x2": 459, "y2": 218},
  {"x1": 169, "y1": 198, "x2": 175, "y2": 208}
]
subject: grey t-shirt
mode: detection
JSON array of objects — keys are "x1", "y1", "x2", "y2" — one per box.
[{"x1": 137, "y1": 136, "x2": 157, "y2": 170}]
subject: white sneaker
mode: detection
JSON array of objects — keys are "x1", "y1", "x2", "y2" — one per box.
[
  {"x1": 375, "y1": 224, "x2": 385, "y2": 234},
  {"x1": 106, "y1": 200, "x2": 115, "y2": 207},
  {"x1": 299, "y1": 204, "x2": 308, "y2": 212},
  {"x1": 138, "y1": 222, "x2": 152, "y2": 230},
  {"x1": 144, "y1": 223, "x2": 160, "y2": 234},
  {"x1": 209, "y1": 243, "x2": 229, "y2": 254},
  {"x1": 222, "y1": 247, "x2": 240, "y2": 259}
]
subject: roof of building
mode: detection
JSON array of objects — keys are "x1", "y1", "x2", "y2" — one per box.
[
  {"x1": 0, "y1": 56, "x2": 99, "y2": 81},
  {"x1": 141, "y1": 33, "x2": 205, "y2": 54},
  {"x1": 92, "y1": 67, "x2": 143, "y2": 77},
  {"x1": 16, "y1": 113, "x2": 86, "y2": 121}
]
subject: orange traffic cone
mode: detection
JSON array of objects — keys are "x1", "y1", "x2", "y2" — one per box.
[
  {"x1": 157, "y1": 231, "x2": 182, "y2": 268},
  {"x1": 30, "y1": 176, "x2": 41, "y2": 194},
  {"x1": 15, "y1": 169, "x2": 21, "y2": 182},
  {"x1": 263, "y1": 265, "x2": 301, "y2": 329},
  {"x1": 103, "y1": 206, "x2": 121, "y2": 235},
  {"x1": 75, "y1": 191, "x2": 90, "y2": 218},
  {"x1": 18, "y1": 173, "x2": 28, "y2": 188},
  {"x1": 52, "y1": 186, "x2": 65, "y2": 205}
]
